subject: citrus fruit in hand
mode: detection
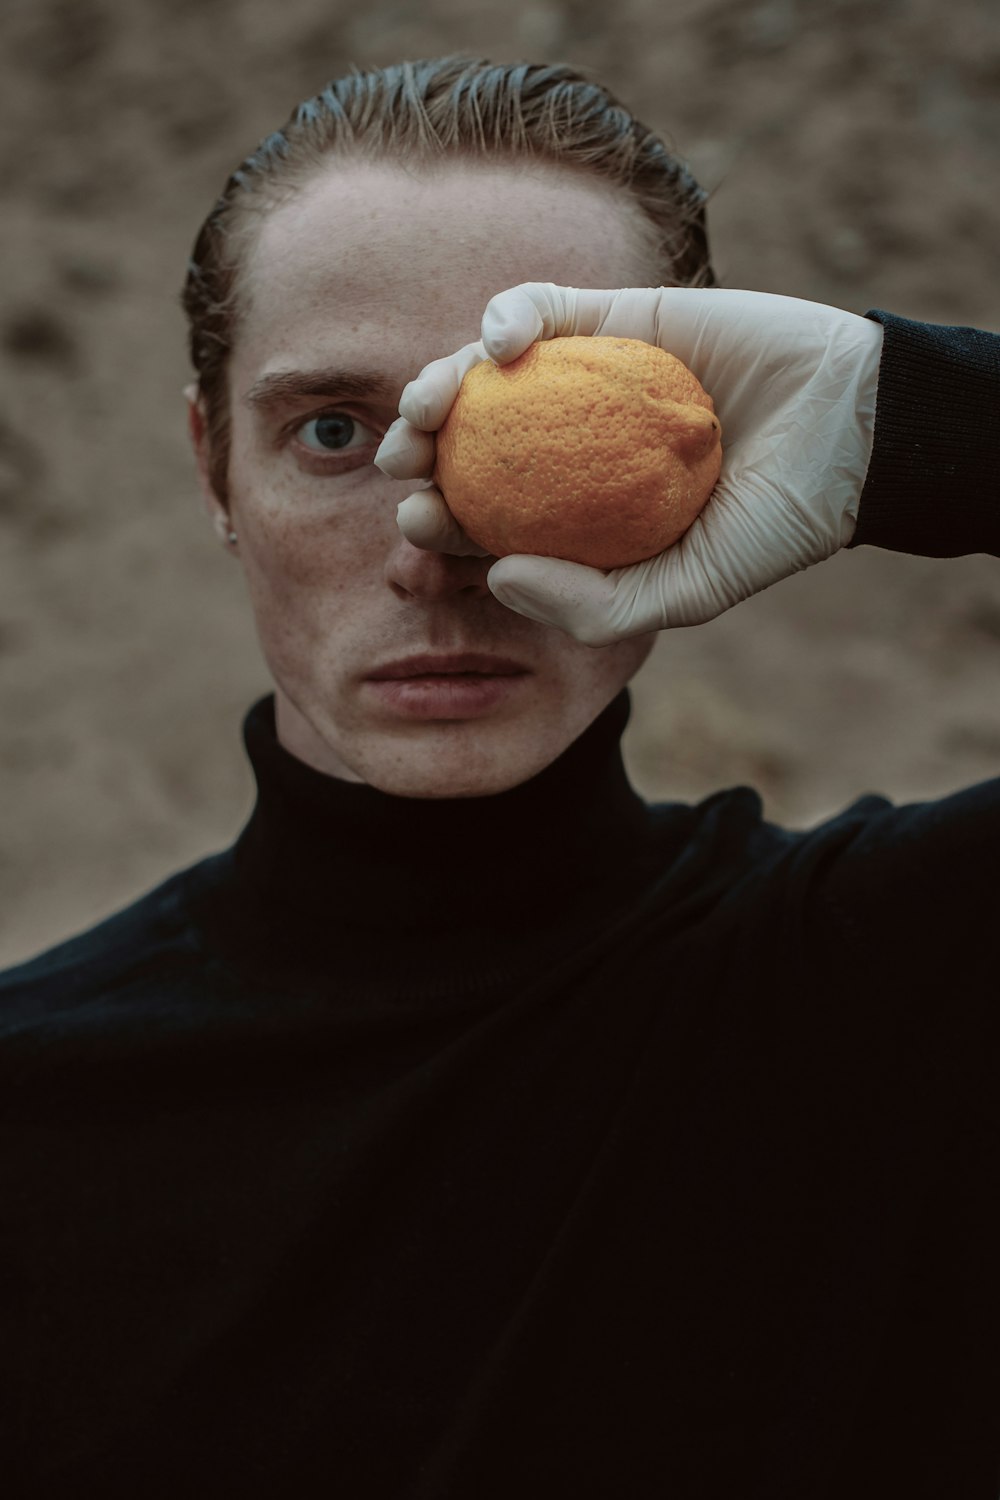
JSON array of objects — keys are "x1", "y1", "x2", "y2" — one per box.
[{"x1": 432, "y1": 335, "x2": 722, "y2": 569}]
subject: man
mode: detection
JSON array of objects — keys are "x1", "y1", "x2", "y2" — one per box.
[{"x1": 2, "y1": 57, "x2": 997, "y2": 1498}]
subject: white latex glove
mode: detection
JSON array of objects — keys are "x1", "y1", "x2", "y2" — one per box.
[{"x1": 375, "y1": 285, "x2": 884, "y2": 645}]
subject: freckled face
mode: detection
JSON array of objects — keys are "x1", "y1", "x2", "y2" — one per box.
[{"x1": 221, "y1": 160, "x2": 658, "y2": 796}]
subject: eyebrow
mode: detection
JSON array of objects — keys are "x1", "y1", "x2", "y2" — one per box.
[{"x1": 244, "y1": 367, "x2": 397, "y2": 410}]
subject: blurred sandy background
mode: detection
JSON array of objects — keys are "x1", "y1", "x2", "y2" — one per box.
[{"x1": 1, "y1": 0, "x2": 998, "y2": 967}]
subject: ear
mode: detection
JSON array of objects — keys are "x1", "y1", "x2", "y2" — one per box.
[{"x1": 185, "y1": 383, "x2": 235, "y2": 548}]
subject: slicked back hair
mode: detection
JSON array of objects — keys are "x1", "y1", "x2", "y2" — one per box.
[{"x1": 181, "y1": 57, "x2": 715, "y2": 498}]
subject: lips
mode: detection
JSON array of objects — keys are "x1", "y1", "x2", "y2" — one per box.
[
  {"x1": 364, "y1": 653, "x2": 531, "y2": 719},
  {"x1": 366, "y1": 653, "x2": 529, "y2": 680}
]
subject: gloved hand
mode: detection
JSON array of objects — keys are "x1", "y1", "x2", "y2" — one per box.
[{"x1": 375, "y1": 285, "x2": 884, "y2": 645}]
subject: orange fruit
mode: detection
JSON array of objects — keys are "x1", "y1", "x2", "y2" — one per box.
[{"x1": 433, "y1": 335, "x2": 722, "y2": 569}]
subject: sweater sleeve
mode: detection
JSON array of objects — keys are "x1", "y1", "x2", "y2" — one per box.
[{"x1": 848, "y1": 311, "x2": 1000, "y2": 558}]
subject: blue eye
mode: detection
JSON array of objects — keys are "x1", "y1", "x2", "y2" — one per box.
[{"x1": 297, "y1": 413, "x2": 374, "y2": 452}]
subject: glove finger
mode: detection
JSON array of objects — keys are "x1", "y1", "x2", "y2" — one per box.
[
  {"x1": 480, "y1": 285, "x2": 861, "y2": 397},
  {"x1": 480, "y1": 284, "x2": 571, "y2": 362},
  {"x1": 398, "y1": 340, "x2": 487, "y2": 431},
  {"x1": 396, "y1": 488, "x2": 491, "y2": 557},
  {"x1": 482, "y1": 283, "x2": 677, "y2": 363},
  {"x1": 484, "y1": 487, "x2": 791, "y2": 639},
  {"x1": 484, "y1": 492, "x2": 760, "y2": 640},
  {"x1": 487, "y1": 554, "x2": 635, "y2": 647},
  {"x1": 374, "y1": 417, "x2": 437, "y2": 481}
]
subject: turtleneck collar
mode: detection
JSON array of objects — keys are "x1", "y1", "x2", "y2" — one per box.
[{"x1": 200, "y1": 692, "x2": 663, "y2": 997}]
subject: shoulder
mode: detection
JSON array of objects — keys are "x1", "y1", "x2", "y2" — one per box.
[
  {"x1": 684, "y1": 777, "x2": 999, "y2": 1084},
  {"x1": 0, "y1": 853, "x2": 231, "y2": 1032},
  {"x1": 673, "y1": 773, "x2": 998, "y2": 963},
  {"x1": 786, "y1": 776, "x2": 997, "y2": 936},
  {"x1": 752, "y1": 780, "x2": 998, "y2": 1067}
]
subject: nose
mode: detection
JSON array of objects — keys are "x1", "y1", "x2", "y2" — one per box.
[{"x1": 384, "y1": 532, "x2": 494, "y2": 603}]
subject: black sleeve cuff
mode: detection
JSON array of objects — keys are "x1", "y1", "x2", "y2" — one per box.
[{"x1": 848, "y1": 310, "x2": 1000, "y2": 558}]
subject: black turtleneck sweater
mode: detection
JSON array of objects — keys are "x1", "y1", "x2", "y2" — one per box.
[{"x1": 1, "y1": 312, "x2": 998, "y2": 1498}]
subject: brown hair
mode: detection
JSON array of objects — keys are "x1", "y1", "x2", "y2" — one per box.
[{"x1": 181, "y1": 56, "x2": 715, "y2": 499}]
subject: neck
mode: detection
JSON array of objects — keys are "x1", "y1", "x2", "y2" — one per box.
[{"x1": 199, "y1": 692, "x2": 659, "y2": 998}]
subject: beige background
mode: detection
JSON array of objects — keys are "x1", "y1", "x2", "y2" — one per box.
[{"x1": 1, "y1": 0, "x2": 998, "y2": 967}]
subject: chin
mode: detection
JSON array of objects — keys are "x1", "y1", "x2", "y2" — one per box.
[
  {"x1": 354, "y1": 722, "x2": 569, "y2": 800},
  {"x1": 276, "y1": 682, "x2": 617, "y2": 798}
]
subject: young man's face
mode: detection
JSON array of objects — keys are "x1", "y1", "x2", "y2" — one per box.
[{"x1": 192, "y1": 159, "x2": 659, "y2": 796}]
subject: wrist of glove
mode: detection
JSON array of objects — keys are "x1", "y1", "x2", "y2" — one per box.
[{"x1": 375, "y1": 285, "x2": 883, "y2": 645}]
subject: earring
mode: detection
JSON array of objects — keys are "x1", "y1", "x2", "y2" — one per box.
[{"x1": 227, "y1": 529, "x2": 238, "y2": 546}]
